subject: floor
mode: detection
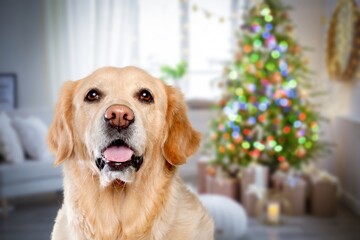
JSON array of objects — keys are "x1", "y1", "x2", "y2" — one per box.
[
  {"x1": 0, "y1": 194, "x2": 360, "y2": 240},
  {"x1": 242, "y1": 208, "x2": 360, "y2": 240}
]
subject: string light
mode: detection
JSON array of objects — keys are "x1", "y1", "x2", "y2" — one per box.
[
  {"x1": 229, "y1": 70, "x2": 238, "y2": 80},
  {"x1": 242, "y1": 141, "x2": 251, "y2": 149},
  {"x1": 271, "y1": 50, "x2": 280, "y2": 59},
  {"x1": 294, "y1": 120, "x2": 302, "y2": 128},
  {"x1": 274, "y1": 145, "x2": 283, "y2": 152},
  {"x1": 208, "y1": 1, "x2": 322, "y2": 171},
  {"x1": 298, "y1": 137, "x2": 306, "y2": 144}
]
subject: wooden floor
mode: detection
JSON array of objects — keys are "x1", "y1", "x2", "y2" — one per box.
[{"x1": 1, "y1": 194, "x2": 360, "y2": 240}]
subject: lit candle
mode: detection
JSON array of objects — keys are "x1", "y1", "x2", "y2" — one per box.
[{"x1": 267, "y1": 202, "x2": 280, "y2": 224}]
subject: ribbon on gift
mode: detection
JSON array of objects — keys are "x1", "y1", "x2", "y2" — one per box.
[
  {"x1": 246, "y1": 184, "x2": 266, "y2": 199},
  {"x1": 313, "y1": 170, "x2": 338, "y2": 183},
  {"x1": 301, "y1": 163, "x2": 319, "y2": 176},
  {"x1": 243, "y1": 163, "x2": 267, "y2": 189}
]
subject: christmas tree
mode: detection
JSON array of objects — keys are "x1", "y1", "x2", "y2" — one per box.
[{"x1": 208, "y1": 0, "x2": 323, "y2": 173}]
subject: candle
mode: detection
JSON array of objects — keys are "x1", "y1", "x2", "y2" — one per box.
[{"x1": 267, "y1": 202, "x2": 280, "y2": 224}]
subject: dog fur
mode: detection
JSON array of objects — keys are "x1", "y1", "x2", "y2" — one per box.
[{"x1": 47, "y1": 66, "x2": 214, "y2": 240}]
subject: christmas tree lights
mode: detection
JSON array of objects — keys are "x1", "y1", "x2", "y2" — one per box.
[{"x1": 208, "y1": 0, "x2": 323, "y2": 172}]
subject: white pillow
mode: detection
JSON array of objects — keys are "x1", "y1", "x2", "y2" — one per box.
[
  {"x1": 199, "y1": 195, "x2": 248, "y2": 240},
  {"x1": 0, "y1": 112, "x2": 25, "y2": 164},
  {"x1": 12, "y1": 116, "x2": 51, "y2": 160}
]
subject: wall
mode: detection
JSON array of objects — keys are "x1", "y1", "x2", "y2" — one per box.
[
  {"x1": 327, "y1": 0, "x2": 360, "y2": 215},
  {"x1": 0, "y1": 0, "x2": 50, "y2": 109},
  {"x1": 285, "y1": 0, "x2": 360, "y2": 214}
]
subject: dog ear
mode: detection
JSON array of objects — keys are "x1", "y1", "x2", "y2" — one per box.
[
  {"x1": 47, "y1": 81, "x2": 77, "y2": 166},
  {"x1": 162, "y1": 86, "x2": 201, "y2": 166}
]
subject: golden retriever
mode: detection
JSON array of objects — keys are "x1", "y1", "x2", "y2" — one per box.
[{"x1": 47, "y1": 66, "x2": 214, "y2": 240}]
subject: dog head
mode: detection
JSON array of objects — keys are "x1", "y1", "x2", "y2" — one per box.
[{"x1": 47, "y1": 66, "x2": 200, "y2": 187}]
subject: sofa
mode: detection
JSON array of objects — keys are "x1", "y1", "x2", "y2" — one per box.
[{"x1": 0, "y1": 108, "x2": 62, "y2": 216}]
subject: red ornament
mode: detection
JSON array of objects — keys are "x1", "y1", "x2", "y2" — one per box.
[
  {"x1": 299, "y1": 112, "x2": 307, "y2": 121},
  {"x1": 250, "y1": 150, "x2": 260, "y2": 158},
  {"x1": 258, "y1": 114, "x2": 266, "y2": 122},
  {"x1": 243, "y1": 128, "x2": 251, "y2": 135},
  {"x1": 283, "y1": 126, "x2": 291, "y2": 134}
]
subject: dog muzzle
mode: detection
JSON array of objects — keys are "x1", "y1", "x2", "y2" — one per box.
[{"x1": 96, "y1": 140, "x2": 143, "y2": 172}]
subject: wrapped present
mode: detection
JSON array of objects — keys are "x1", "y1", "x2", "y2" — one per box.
[
  {"x1": 197, "y1": 156, "x2": 211, "y2": 194},
  {"x1": 311, "y1": 171, "x2": 339, "y2": 217},
  {"x1": 301, "y1": 163, "x2": 319, "y2": 198},
  {"x1": 243, "y1": 184, "x2": 266, "y2": 217},
  {"x1": 240, "y1": 164, "x2": 269, "y2": 202},
  {"x1": 283, "y1": 176, "x2": 307, "y2": 216},
  {"x1": 300, "y1": 163, "x2": 320, "y2": 213},
  {"x1": 206, "y1": 176, "x2": 239, "y2": 201},
  {"x1": 271, "y1": 170, "x2": 288, "y2": 191}
]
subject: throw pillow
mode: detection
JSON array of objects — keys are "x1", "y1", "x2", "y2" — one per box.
[
  {"x1": 12, "y1": 116, "x2": 52, "y2": 160},
  {"x1": 0, "y1": 112, "x2": 25, "y2": 163}
]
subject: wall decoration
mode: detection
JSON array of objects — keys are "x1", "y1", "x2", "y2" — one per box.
[
  {"x1": 326, "y1": 0, "x2": 360, "y2": 81},
  {"x1": 0, "y1": 74, "x2": 17, "y2": 110}
]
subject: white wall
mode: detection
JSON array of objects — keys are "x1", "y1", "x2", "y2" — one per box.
[
  {"x1": 285, "y1": 0, "x2": 360, "y2": 214},
  {"x1": 0, "y1": 0, "x2": 50, "y2": 109}
]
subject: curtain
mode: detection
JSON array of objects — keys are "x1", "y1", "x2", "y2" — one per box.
[{"x1": 44, "y1": 0, "x2": 139, "y2": 102}]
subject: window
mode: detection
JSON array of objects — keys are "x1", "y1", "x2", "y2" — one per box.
[{"x1": 139, "y1": 0, "x2": 245, "y2": 101}]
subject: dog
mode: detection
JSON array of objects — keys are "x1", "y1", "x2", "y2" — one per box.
[{"x1": 47, "y1": 66, "x2": 214, "y2": 240}]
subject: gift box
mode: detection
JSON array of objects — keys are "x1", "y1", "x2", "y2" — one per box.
[
  {"x1": 301, "y1": 163, "x2": 319, "y2": 199},
  {"x1": 197, "y1": 157, "x2": 211, "y2": 194},
  {"x1": 206, "y1": 176, "x2": 239, "y2": 201},
  {"x1": 240, "y1": 164, "x2": 268, "y2": 202},
  {"x1": 283, "y1": 176, "x2": 307, "y2": 216},
  {"x1": 271, "y1": 170, "x2": 288, "y2": 191},
  {"x1": 311, "y1": 171, "x2": 338, "y2": 217},
  {"x1": 243, "y1": 184, "x2": 265, "y2": 217}
]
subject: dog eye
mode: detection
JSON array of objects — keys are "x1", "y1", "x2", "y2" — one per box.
[
  {"x1": 138, "y1": 89, "x2": 154, "y2": 103},
  {"x1": 85, "y1": 89, "x2": 101, "y2": 102}
]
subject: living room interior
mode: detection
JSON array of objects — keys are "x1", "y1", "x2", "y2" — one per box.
[{"x1": 0, "y1": 0, "x2": 360, "y2": 239}]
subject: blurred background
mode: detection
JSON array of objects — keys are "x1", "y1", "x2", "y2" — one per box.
[{"x1": 0, "y1": 0, "x2": 360, "y2": 239}]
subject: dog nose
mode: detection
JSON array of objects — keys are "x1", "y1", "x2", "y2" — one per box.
[{"x1": 104, "y1": 104, "x2": 135, "y2": 129}]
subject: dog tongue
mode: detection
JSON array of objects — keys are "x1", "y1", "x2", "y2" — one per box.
[{"x1": 103, "y1": 146, "x2": 133, "y2": 163}]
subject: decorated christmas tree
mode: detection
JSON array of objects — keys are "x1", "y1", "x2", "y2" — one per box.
[{"x1": 207, "y1": 0, "x2": 324, "y2": 173}]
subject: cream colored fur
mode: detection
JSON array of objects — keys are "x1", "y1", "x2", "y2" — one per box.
[{"x1": 48, "y1": 67, "x2": 214, "y2": 240}]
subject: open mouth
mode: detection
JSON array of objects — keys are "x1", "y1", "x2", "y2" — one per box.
[{"x1": 96, "y1": 139, "x2": 143, "y2": 172}]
